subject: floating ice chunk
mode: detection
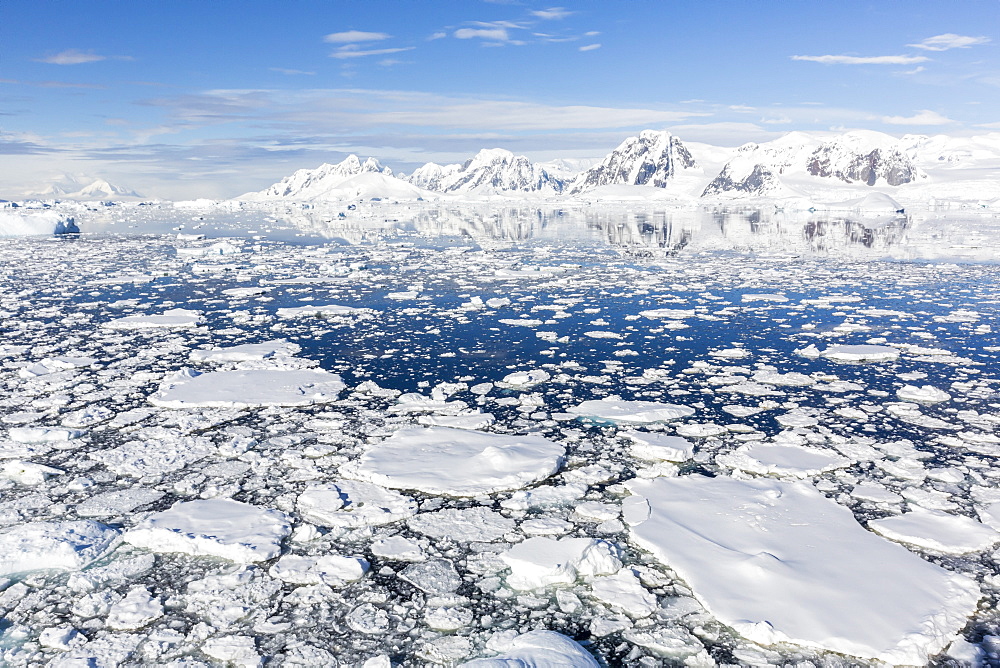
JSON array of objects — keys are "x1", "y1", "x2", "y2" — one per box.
[
  {"x1": 868, "y1": 508, "x2": 1000, "y2": 554},
  {"x1": 0, "y1": 459, "x2": 62, "y2": 485},
  {"x1": 501, "y1": 483, "x2": 586, "y2": 511},
  {"x1": 106, "y1": 585, "x2": 163, "y2": 631},
  {"x1": 8, "y1": 426, "x2": 84, "y2": 443},
  {"x1": 0, "y1": 520, "x2": 118, "y2": 575},
  {"x1": 190, "y1": 339, "x2": 301, "y2": 362},
  {"x1": 486, "y1": 297, "x2": 511, "y2": 308},
  {"x1": 417, "y1": 412, "x2": 496, "y2": 430},
  {"x1": 353, "y1": 426, "x2": 565, "y2": 496},
  {"x1": 589, "y1": 568, "x2": 658, "y2": 618},
  {"x1": 622, "y1": 431, "x2": 694, "y2": 462},
  {"x1": 821, "y1": 345, "x2": 899, "y2": 362},
  {"x1": 753, "y1": 370, "x2": 815, "y2": 387},
  {"x1": 500, "y1": 369, "x2": 551, "y2": 388},
  {"x1": 499, "y1": 318, "x2": 544, "y2": 327},
  {"x1": 717, "y1": 443, "x2": 850, "y2": 478},
  {"x1": 222, "y1": 286, "x2": 271, "y2": 298},
  {"x1": 297, "y1": 481, "x2": 418, "y2": 529},
  {"x1": 386, "y1": 291, "x2": 419, "y2": 300},
  {"x1": 460, "y1": 630, "x2": 599, "y2": 667},
  {"x1": 567, "y1": 398, "x2": 694, "y2": 424},
  {"x1": 675, "y1": 423, "x2": 728, "y2": 438},
  {"x1": 103, "y1": 308, "x2": 203, "y2": 329},
  {"x1": 742, "y1": 294, "x2": 788, "y2": 303},
  {"x1": 275, "y1": 304, "x2": 373, "y2": 318},
  {"x1": 885, "y1": 403, "x2": 957, "y2": 430},
  {"x1": 149, "y1": 368, "x2": 345, "y2": 408},
  {"x1": 584, "y1": 331, "x2": 622, "y2": 339},
  {"x1": 18, "y1": 356, "x2": 96, "y2": 378},
  {"x1": 408, "y1": 506, "x2": 516, "y2": 542},
  {"x1": 639, "y1": 309, "x2": 696, "y2": 319},
  {"x1": 124, "y1": 499, "x2": 290, "y2": 563},
  {"x1": 76, "y1": 488, "x2": 164, "y2": 518},
  {"x1": 624, "y1": 475, "x2": 979, "y2": 664},
  {"x1": 709, "y1": 347, "x2": 750, "y2": 359},
  {"x1": 851, "y1": 483, "x2": 903, "y2": 504},
  {"x1": 896, "y1": 384, "x2": 951, "y2": 404},
  {"x1": 521, "y1": 517, "x2": 574, "y2": 536},
  {"x1": 269, "y1": 554, "x2": 369, "y2": 585},
  {"x1": 775, "y1": 412, "x2": 820, "y2": 428},
  {"x1": 400, "y1": 558, "x2": 462, "y2": 594},
  {"x1": 371, "y1": 536, "x2": 425, "y2": 561},
  {"x1": 202, "y1": 635, "x2": 262, "y2": 668},
  {"x1": 500, "y1": 536, "x2": 622, "y2": 590}
]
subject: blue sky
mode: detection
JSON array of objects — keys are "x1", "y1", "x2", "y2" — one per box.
[{"x1": 2, "y1": 0, "x2": 997, "y2": 198}]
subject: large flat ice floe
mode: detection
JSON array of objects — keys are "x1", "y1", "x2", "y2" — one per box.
[
  {"x1": 103, "y1": 308, "x2": 204, "y2": 329},
  {"x1": 460, "y1": 630, "x2": 599, "y2": 667},
  {"x1": 149, "y1": 368, "x2": 345, "y2": 408},
  {"x1": 351, "y1": 426, "x2": 565, "y2": 496},
  {"x1": 0, "y1": 521, "x2": 119, "y2": 576},
  {"x1": 567, "y1": 398, "x2": 695, "y2": 424},
  {"x1": 124, "y1": 499, "x2": 290, "y2": 563},
  {"x1": 623, "y1": 475, "x2": 980, "y2": 664}
]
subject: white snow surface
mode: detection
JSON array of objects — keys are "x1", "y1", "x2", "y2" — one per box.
[
  {"x1": 296, "y1": 480, "x2": 418, "y2": 529},
  {"x1": 351, "y1": 426, "x2": 565, "y2": 496},
  {"x1": 124, "y1": 499, "x2": 291, "y2": 563},
  {"x1": 103, "y1": 308, "x2": 203, "y2": 329},
  {"x1": 717, "y1": 443, "x2": 850, "y2": 478},
  {"x1": 868, "y1": 508, "x2": 1000, "y2": 554},
  {"x1": 567, "y1": 398, "x2": 695, "y2": 423},
  {"x1": 0, "y1": 521, "x2": 119, "y2": 575},
  {"x1": 460, "y1": 630, "x2": 600, "y2": 667},
  {"x1": 624, "y1": 475, "x2": 979, "y2": 664},
  {"x1": 501, "y1": 536, "x2": 622, "y2": 590},
  {"x1": 190, "y1": 339, "x2": 301, "y2": 362},
  {"x1": 149, "y1": 368, "x2": 345, "y2": 408},
  {"x1": 821, "y1": 345, "x2": 900, "y2": 362}
]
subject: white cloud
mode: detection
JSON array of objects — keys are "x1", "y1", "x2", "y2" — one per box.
[
  {"x1": 269, "y1": 68, "x2": 315, "y2": 76},
  {"x1": 908, "y1": 33, "x2": 990, "y2": 51},
  {"x1": 429, "y1": 32, "x2": 448, "y2": 40},
  {"x1": 36, "y1": 49, "x2": 106, "y2": 65},
  {"x1": 323, "y1": 31, "x2": 391, "y2": 44},
  {"x1": 579, "y1": 44, "x2": 601, "y2": 52},
  {"x1": 881, "y1": 109, "x2": 954, "y2": 125},
  {"x1": 454, "y1": 27, "x2": 509, "y2": 41},
  {"x1": 792, "y1": 54, "x2": 930, "y2": 65},
  {"x1": 532, "y1": 7, "x2": 573, "y2": 20},
  {"x1": 330, "y1": 46, "x2": 415, "y2": 59}
]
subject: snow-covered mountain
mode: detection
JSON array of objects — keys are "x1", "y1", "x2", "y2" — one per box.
[
  {"x1": 702, "y1": 131, "x2": 925, "y2": 197},
  {"x1": 26, "y1": 176, "x2": 141, "y2": 200},
  {"x1": 241, "y1": 155, "x2": 403, "y2": 201},
  {"x1": 403, "y1": 149, "x2": 564, "y2": 195},
  {"x1": 567, "y1": 131, "x2": 698, "y2": 193}
]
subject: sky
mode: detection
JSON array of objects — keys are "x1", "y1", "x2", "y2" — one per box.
[{"x1": 2, "y1": 0, "x2": 998, "y2": 199}]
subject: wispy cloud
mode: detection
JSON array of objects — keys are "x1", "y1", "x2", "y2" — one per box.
[
  {"x1": 269, "y1": 68, "x2": 316, "y2": 76},
  {"x1": 429, "y1": 32, "x2": 448, "y2": 40},
  {"x1": 455, "y1": 27, "x2": 510, "y2": 41},
  {"x1": 532, "y1": 7, "x2": 573, "y2": 20},
  {"x1": 329, "y1": 46, "x2": 415, "y2": 59},
  {"x1": 35, "y1": 49, "x2": 106, "y2": 65},
  {"x1": 881, "y1": 109, "x2": 954, "y2": 125},
  {"x1": 579, "y1": 44, "x2": 601, "y2": 52},
  {"x1": 792, "y1": 54, "x2": 930, "y2": 65},
  {"x1": 323, "y1": 31, "x2": 391, "y2": 44},
  {"x1": 908, "y1": 33, "x2": 990, "y2": 51}
]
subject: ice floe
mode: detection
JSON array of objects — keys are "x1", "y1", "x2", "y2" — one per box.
[
  {"x1": 124, "y1": 499, "x2": 290, "y2": 563},
  {"x1": 624, "y1": 475, "x2": 980, "y2": 664},
  {"x1": 351, "y1": 426, "x2": 565, "y2": 496},
  {"x1": 501, "y1": 536, "x2": 622, "y2": 590},
  {"x1": 296, "y1": 480, "x2": 418, "y2": 529},
  {"x1": 868, "y1": 508, "x2": 1000, "y2": 554},
  {"x1": 460, "y1": 630, "x2": 599, "y2": 667},
  {"x1": 0, "y1": 520, "x2": 119, "y2": 575},
  {"x1": 149, "y1": 368, "x2": 345, "y2": 408},
  {"x1": 567, "y1": 398, "x2": 695, "y2": 423},
  {"x1": 103, "y1": 308, "x2": 203, "y2": 329}
]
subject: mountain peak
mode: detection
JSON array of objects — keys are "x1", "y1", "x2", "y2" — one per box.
[{"x1": 568, "y1": 130, "x2": 697, "y2": 193}]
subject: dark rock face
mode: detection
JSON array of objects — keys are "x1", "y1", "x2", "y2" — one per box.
[
  {"x1": 443, "y1": 152, "x2": 564, "y2": 193},
  {"x1": 807, "y1": 147, "x2": 919, "y2": 186},
  {"x1": 569, "y1": 132, "x2": 697, "y2": 193},
  {"x1": 702, "y1": 164, "x2": 780, "y2": 197}
]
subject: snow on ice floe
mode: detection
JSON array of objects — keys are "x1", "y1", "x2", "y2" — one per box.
[
  {"x1": 0, "y1": 520, "x2": 119, "y2": 576},
  {"x1": 716, "y1": 443, "x2": 850, "y2": 478},
  {"x1": 623, "y1": 475, "x2": 980, "y2": 664},
  {"x1": 500, "y1": 536, "x2": 622, "y2": 590},
  {"x1": 103, "y1": 308, "x2": 203, "y2": 329},
  {"x1": 896, "y1": 384, "x2": 951, "y2": 404},
  {"x1": 190, "y1": 338, "x2": 301, "y2": 362},
  {"x1": 275, "y1": 304, "x2": 374, "y2": 318},
  {"x1": 350, "y1": 426, "x2": 565, "y2": 496},
  {"x1": 408, "y1": 506, "x2": 516, "y2": 542},
  {"x1": 8, "y1": 426, "x2": 85, "y2": 443},
  {"x1": 269, "y1": 554, "x2": 369, "y2": 586},
  {"x1": 124, "y1": 499, "x2": 290, "y2": 563},
  {"x1": 819, "y1": 344, "x2": 900, "y2": 362},
  {"x1": 621, "y1": 431, "x2": 694, "y2": 461},
  {"x1": 460, "y1": 630, "x2": 599, "y2": 667},
  {"x1": 567, "y1": 398, "x2": 695, "y2": 424},
  {"x1": 868, "y1": 508, "x2": 1000, "y2": 554},
  {"x1": 149, "y1": 368, "x2": 345, "y2": 408},
  {"x1": 296, "y1": 480, "x2": 418, "y2": 529}
]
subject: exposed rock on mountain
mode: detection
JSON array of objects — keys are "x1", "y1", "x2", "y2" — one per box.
[
  {"x1": 244, "y1": 156, "x2": 394, "y2": 200},
  {"x1": 404, "y1": 149, "x2": 563, "y2": 195},
  {"x1": 806, "y1": 133, "x2": 922, "y2": 186},
  {"x1": 568, "y1": 131, "x2": 697, "y2": 193}
]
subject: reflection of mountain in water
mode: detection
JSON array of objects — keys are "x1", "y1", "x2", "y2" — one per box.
[{"x1": 280, "y1": 203, "x2": 912, "y2": 256}]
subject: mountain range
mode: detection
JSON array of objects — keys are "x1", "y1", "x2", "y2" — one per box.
[
  {"x1": 24, "y1": 176, "x2": 143, "y2": 201},
  {"x1": 234, "y1": 129, "x2": 1000, "y2": 206}
]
